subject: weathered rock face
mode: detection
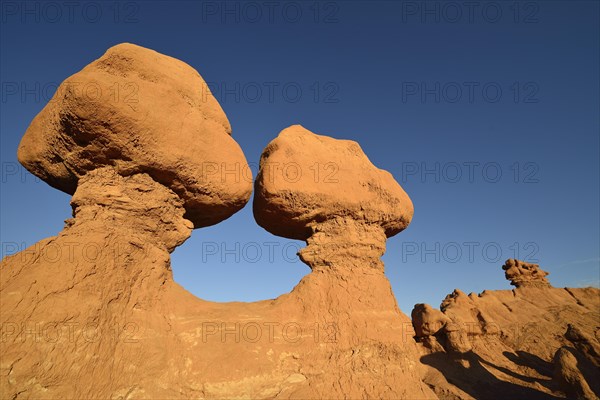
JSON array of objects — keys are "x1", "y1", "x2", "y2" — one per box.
[
  {"x1": 502, "y1": 258, "x2": 551, "y2": 288},
  {"x1": 565, "y1": 324, "x2": 600, "y2": 368},
  {"x1": 0, "y1": 157, "x2": 432, "y2": 398},
  {"x1": 1, "y1": 46, "x2": 437, "y2": 399},
  {"x1": 412, "y1": 260, "x2": 600, "y2": 399},
  {"x1": 1, "y1": 167, "x2": 192, "y2": 398},
  {"x1": 553, "y1": 347, "x2": 597, "y2": 400},
  {"x1": 253, "y1": 125, "x2": 413, "y2": 240},
  {"x1": 251, "y1": 126, "x2": 433, "y2": 398},
  {"x1": 71, "y1": 167, "x2": 193, "y2": 252},
  {"x1": 4, "y1": 43, "x2": 599, "y2": 400},
  {"x1": 412, "y1": 303, "x2": 451, "y2": 338},
  {"x1": 17, "y1": 43, "x2": 252, "y2": 228},
  {"x1": 553, "y1": 324, "x2": 600, "y2": 400}
]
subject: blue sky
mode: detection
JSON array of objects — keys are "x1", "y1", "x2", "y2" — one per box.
[{"x1": 1, "y1": 1, "x2": 598, "y2": 313}]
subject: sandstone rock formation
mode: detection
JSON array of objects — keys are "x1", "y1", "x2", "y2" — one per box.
[
  {"x1": 3, "y1": 42, "x2": 599, "y2": 400},
  {"x1": 553, "y1": 346, "x2": 598, "y2": 399},
  {"x1": 552, "y1": 324, "x2": 600, "y2": 399},
  {"x1": 502, "y1": 258, "x2": 551, "y2": 288},
  {"x1": 252, "y1": 125, "x2": 431, "y2": 398},
  {"x1": 412, "y1": 259, "x2": 600, "y2": 399},
  {"x1": 253, "y1": 125, "x2": 413, "y2": 241},
  {"x1": 17, "y1": 43, "x2": 252, "y2": 228},
  {"x1": 565, "y1": 324, "x2": 600, "y2": 367},
  {"x1": 412, "y1": 303, "x2": 451, "y2": 338},
  {"x1": 1, "y1": 45, "x2": 435, "y2": 399}
]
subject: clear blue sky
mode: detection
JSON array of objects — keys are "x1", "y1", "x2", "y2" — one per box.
[{"x1": 1, "y1": 1, "x2": 598, "y2": 313}]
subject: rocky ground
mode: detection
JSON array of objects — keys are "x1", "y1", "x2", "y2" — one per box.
[{"x1": 412, "y1": 259, "x2": 599, "y2": 399}]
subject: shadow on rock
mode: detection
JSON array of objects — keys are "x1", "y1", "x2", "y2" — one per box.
[
  {"x1": 503, "y1": 350, "x2": 554, "y2": 377},
  {"x1": 421, "y1": 350, "x2": 563, "y2": 400}
]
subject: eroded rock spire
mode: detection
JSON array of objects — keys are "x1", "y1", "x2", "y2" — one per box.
[
  {"x1": 253, "y1": 124, "x2": 414, "y2": 271},
  {"x1": 502, "y1": 258, "x2": 551, "y2": 288}
]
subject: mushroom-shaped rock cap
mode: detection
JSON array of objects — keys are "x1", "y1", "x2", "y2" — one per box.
[
  {"x1": 502, "y1": 259, "x2": 551, "y2": 288},
  {"x1": 253, "y1": 125, "x2": 414, "y2": 240},
  {"x1": 17, "y1": 43, "x2": 252, "y2": 228}
]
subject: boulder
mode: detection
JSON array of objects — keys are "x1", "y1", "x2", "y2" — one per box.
[
  {"x1": 253, "y1": 125, "x2": 413, "y2": 240},
  {"x1": 18, "y1": 43, "x2": 252, "y2": 228},
  {"x1": 412, "y1": 303, "x2": 451, "y2": 338}
]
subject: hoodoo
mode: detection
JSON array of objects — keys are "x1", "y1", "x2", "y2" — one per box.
[{"x1": 2, "y1": 43, "x2": 598, "y2": 400}]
